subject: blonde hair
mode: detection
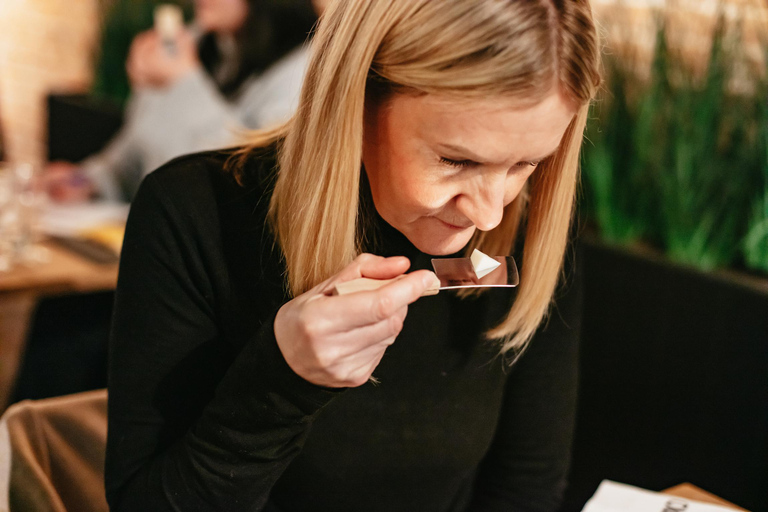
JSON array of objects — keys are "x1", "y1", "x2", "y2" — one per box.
[{"x1": 236, "y1": 0, "x2": 601, "y2": 356}]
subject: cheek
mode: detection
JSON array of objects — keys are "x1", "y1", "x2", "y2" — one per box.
[
  {"x1": 398, "y1": 177, "x2": 437, "y2": 210},
  {"x1": 375, "y1": 158, "x2": 448, "y2": 217},
  {"x1": 503, "y1": 171, "x2": 534, "y2": 205},
  {"x1": 400, "y1": 168, "x2": 452, "y2": 213}
]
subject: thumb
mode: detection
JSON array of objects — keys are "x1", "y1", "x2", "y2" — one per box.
[{"x1": 337, "y1": 254, "x2": 411, "y2": 283}]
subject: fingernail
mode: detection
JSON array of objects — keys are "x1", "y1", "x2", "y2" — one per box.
[{"x1": 423, "y1": 272, "x2": 440, "y2": 289}]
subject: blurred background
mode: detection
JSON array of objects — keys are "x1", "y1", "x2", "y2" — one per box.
[
  {"x1": 0, "y1": 0, "x2": 101, "y2": 167},
  {"x1": 566, "y1": 2, "x2": 768, "y2": 510},
  {"x1": 0, "y1": 0, "x2": 766, "y2": 510}
]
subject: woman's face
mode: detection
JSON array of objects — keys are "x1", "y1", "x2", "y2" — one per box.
[
  {"x1": 194, "y1": 0, "x2": 249, "y2": 34},
  {"x1": 362, "y1": 91, "x2": 576, "y2": 256}
]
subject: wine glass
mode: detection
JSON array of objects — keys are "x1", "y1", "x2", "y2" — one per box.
[
  {"x1": 0, "y1": 162, "x2": 48, "y2": 271},
  {"x1": 0, "y1": 163, "x2": 15, "y2": 271},
  {"x1": 13, "y1": 162, "x2": 48, "y2": 265}
]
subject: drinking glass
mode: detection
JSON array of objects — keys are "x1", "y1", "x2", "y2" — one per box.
[
  {"x1": 0, "y1": 163, "x2": 14, "y2": 271},
  {"x1": 0, "y1": 162, "x2": 48, "y2": 271},
  {"x1": 13, "y1": 163, "x2": 47, "y2": 263}
]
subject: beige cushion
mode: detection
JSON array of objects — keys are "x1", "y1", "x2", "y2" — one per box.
[{"x1": 0, "y1": 390, "x2": 108, "y2": 512}]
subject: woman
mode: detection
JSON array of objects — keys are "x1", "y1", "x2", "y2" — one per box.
[
  {"x1": 47, "y1": 0, "x2": 317, "y2": 202},
  {"x1": 106, "y1": 0, "x2": 601, "y2": 510}
]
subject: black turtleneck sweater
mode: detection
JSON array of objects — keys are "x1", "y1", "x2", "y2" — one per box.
[{"x1": 105, "y1": 147, "x2": 581, "y2": 512}]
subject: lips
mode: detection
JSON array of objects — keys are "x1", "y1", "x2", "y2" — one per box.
[{"x1": 437, "y1": 218, "x2": 473, "y2": 230}]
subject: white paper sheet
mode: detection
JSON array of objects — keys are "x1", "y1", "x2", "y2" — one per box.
[
  {"x1": 582, "y1": 481, "x2": 739, "y2": 512},
  {"x1": 40, "y1": 201, "x2": 129, "y2": 237}
]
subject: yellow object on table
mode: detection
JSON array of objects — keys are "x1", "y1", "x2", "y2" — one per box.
[{"x1": 78, "y1": 223, "x2": 125, "y2": 256}]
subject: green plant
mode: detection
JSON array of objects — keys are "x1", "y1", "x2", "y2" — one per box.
[
  {"x1": 581, "y1": 13, "x2": 768, "y2": 273},
  {"x1": 743, "y1": 118, "x2": 768, "y2": 273},
  {"x1": 582, "y1": 62, "x2": 654, "y2": 244},
  {"x1": 655, "y1": 21, "x2": 749, "y2": 269}
]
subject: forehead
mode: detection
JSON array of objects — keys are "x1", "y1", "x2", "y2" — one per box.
[{"x1": 380, "y1": 91, "x2": 576, "y2": 162}]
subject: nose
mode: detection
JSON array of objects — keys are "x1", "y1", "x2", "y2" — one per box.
[{"x1": 455, "y1": 172, "x2": 507, "y2": 232}]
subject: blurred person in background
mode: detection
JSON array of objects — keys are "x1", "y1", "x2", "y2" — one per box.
[
  {"x1": 46, "y1": 0, "x2": 319, "y2": 203},
  {"x1": 9, "y1": 0, "x2": 323, "y2": 405}
]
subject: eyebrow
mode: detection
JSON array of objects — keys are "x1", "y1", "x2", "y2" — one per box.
[
  {"x1": 437, "y1": 143, "x2": 559, "y2": 164},
  {"x1": 523, "y1": 147, "x2": 560, "y2": 163}
]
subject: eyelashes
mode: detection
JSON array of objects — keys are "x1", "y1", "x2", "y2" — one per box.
[
  {"x1": 439, "y1": 157, "x2": 540, "y2": 170},
  {"x1": 439, "y1": 157, "x2": 475, "y2": 168}
]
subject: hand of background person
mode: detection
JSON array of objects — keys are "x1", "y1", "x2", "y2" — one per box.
[
  {"x1": 44, "y1": 161, "x2": 94, "y2": 203},
  {"x1": 274, "y1": 254, "x2": 440, "y2": 388},
  {"x1": 126, "y1": 28, "x2": 200, "y2": 90}
]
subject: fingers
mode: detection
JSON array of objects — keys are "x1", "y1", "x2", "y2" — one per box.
[
  {"x1": 314, "y1": 269, "x2": 436, "y2": 330},
  {"x1": 358, "y1": 254, "x2": 411, "y2": 279},
  {"x1": 126, "y1": 40, "x2": 150, "y2": 87},
  {"x1": 45, "y1": 161, "x2": 78, "y2": 174},
  {"x1": 44, "y1": 164, "x2": 92, "y2": 202},
  {"x1": 332, "y1": 254, "x2": 411, "y2": 285},
  {"x1": 315, "y1": 254, "x2": 408, "y2": 296},
  {"x1": 131, "y1": 30, "x2": 157, "y2": 53},
  {"x1": 274, "y1": 254, "x2": 438, "y2": 388},
  {"x1": 174, "y1": 29, "x2": 198, "y2": 59},
  {"x1": 312, "y1": 253, "x2": 437, "y2": 330},
  {"x1": 48, "y1": 180, "x2": 93, "y2": 202},
  {"x1": 126, "y1": 31, "x2": 163, "y2": 88},
  {"x1": 306, "y1": 302, "x2": 408, "y2": 350},
  {"x1": 48, "y1": 184, "x2": 92, "y2": 203},
  {"x1": 127, "y1": 31, "x2": 155, "y2": 68},
  {"x1": 303, "y1": 340, "x2": 392, "y2": 388},
  {"x1": 274, "y1": 296, "x2": 400, "y2": 388}
]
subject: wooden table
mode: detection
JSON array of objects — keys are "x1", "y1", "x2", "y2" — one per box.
[
  {"x1": 0, "y1": 240, "x2": 118, "y2": 410},
  {"x1": 663, "y1": 483, "x2": 747, "y2": 510}
]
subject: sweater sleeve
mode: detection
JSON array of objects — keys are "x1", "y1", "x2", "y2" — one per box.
[
  {"x1": 79, "y1": 92, "x2": 151, "y2": 201},
  {"x1": 468, "y1": 248, "x2": 583, "y2": 512},
  {"x1": 81, "y1": 49, "x2": 308, "y2": 200},
  {"x1": 132, "y1": 46, "x2": 308, "y2": 173},
  {"x1": 80, "y1": 130, "x2": 139, "y2": 202},
  {"x1": 105, "y1": 169, "x2": 340, "y2": 511},
  {"x1": 234, "y1": 46, "x2": 309, "y2": 130},
  {"x1": 129, "y1": 69, "x2": 241, "y2": 174}
]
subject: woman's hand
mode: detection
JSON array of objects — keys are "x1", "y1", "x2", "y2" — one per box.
[
  {"x1": 44, "y1": 161, "x2": 94, "y2": 202},
  {"x1": 274, "y1": 254, "x2": 440, "y2": 388},
  {"x1": 126, "y1": 29, "x2": 200, "y2": 90}
]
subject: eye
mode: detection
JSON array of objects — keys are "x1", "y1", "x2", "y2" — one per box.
[
  {"x1": 514, "y1": 160, "x2": 540, "y2": 169},
  {"x1": 439, "y1": 156, "x2": 477, "y2": 169}
]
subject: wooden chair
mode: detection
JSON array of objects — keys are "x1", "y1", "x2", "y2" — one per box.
[{"x1": 0, "y1": 389, "x2": 108, "y2": 512}]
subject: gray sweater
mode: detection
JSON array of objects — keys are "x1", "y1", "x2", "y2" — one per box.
[{"x1": 83, "y1": 45, "x2": 309, "y2": 201}]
